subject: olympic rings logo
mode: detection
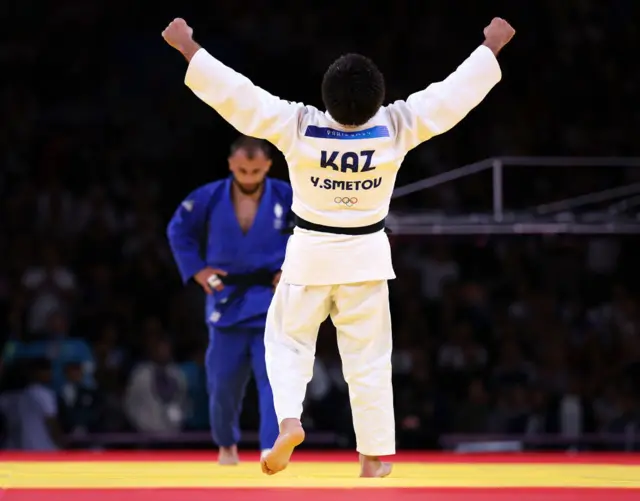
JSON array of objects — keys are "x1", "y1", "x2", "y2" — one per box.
[{"x1": 334, "y1": 197, "x2": 358, "y2": 207}]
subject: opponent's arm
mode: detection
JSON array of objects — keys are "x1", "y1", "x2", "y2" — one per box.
[
  {"x1": 166, "y1": 184, "x2": 226, "y2": 293},
  {"x1": 390, "y1": 18, "x2": 515, "y2": 151},
  {"x1": 162, "y1": 19, "x2": 302, "y2": 150}
]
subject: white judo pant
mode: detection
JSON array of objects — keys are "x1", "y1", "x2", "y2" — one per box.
[{"x1": 264, "y1": 280, "x2": 395, "y2": 456}]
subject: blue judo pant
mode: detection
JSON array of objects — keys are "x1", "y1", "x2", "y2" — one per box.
[{"x1": 205, "y1": 325, "x2": 279, "y2": 451}]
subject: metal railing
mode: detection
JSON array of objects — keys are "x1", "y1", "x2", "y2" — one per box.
[{"x1": 390, "y1": 157, "x2": 640, "y2": 235}]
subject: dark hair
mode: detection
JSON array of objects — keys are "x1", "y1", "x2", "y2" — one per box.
[
  {"x1": 229, "y1": 136, "x2": 271, "y2": 159},
  {"x1": 30, "y1": 357, "x2": 52, "y2": 372},
  {"x1": 321, "y1": 53, "x2": 385, "y2": 127}
]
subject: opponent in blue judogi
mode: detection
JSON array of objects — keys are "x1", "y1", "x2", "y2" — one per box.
[{"x1": 167, "y1": 137, "x2": 292, "y2": 463}]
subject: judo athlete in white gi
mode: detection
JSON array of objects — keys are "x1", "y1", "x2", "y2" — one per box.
[{"x1": 162, "y1": 17, "x2": 515, "y2": 477}]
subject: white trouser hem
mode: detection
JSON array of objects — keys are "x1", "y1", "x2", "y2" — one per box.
[{"x1": 357, "y1": 447, "x2": 396, "y2": 457}]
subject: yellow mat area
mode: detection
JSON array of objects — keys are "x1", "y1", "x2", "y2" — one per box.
[{"x1": 0, "y1": 461, "x2": 639, "y2": 489}]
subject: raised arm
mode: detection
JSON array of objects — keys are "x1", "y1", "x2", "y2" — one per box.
[
  {"x1": 162, "y1": 18, "x2": 302, "y2": 151},
  {"x1": 388, "y1": 18, "x2": 515, "y2": 151}
]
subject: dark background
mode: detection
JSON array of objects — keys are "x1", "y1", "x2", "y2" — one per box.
[{"x1": 1, "y1": 0, "x2": 639, "y2": 450}]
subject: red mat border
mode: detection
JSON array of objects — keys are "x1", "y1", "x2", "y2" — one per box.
[
  {"x1": 3, "y1": 488, "x2": 640, "y2": 501},
  {"x1": 1, "y1": 451, "x2": 639, "y2": 464}
]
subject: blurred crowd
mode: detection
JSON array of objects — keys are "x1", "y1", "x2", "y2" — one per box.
[
  {"x1": 1, "y1": 0, "x2": 639, "y2": 450},
  {"x1": 388, "y1": 236, "x2": 640, "y2": 449}
]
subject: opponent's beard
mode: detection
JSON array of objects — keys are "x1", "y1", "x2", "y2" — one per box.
[{"x1": 233, "y1": 179, "x2": 264, "y2": 195}]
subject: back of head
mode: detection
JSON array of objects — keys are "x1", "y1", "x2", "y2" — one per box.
[{"x1": 322, "y1": 53, "x2": 385, "y2": 127}]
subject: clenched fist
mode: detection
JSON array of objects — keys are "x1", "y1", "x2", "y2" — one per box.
[
  {"x1": 483, "y1": 18, "x2": 515, "y2": 56},
  {"x1": 194, "y1": 267, "x2": 228, "y2": 295},
  {"x1": 162, "y1": 18, "x2": 201, "y2": 61}
]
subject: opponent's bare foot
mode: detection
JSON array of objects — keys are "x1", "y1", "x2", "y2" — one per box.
[
  {"x1": 261, "y1": 418, "x2": 305, "y2": 475},
  {"x1": 359, "y1": 454, "x2": 392, "y2": 478},
  {"x1": 218, "y1": 445, "x2": 239, "y2": 465}
]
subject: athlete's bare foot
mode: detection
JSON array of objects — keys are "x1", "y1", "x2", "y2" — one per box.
[
  {"x1": 261, "y1": 418, "x2": 305, "y2": 475},
  {"x1": 218, "y1": 445, "x2": 239, "y2": 465},
  {"x1": 359, "y1": 454, "x2": 392, "y2": 478}
]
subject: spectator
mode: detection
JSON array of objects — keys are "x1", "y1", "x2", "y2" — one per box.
[
  {"x1": 437, "y1": 322, "x2": 487, "y2": 374},
  {"x1": 544, "y1": 374, "x2": 597, "y2": 439},
  {"x1": 5, "y1": 312, "x2": 94, "y2": 392},
  {"x1": 21, "y1": 245, "x2": 76, "y2": 334},
  {"x1": 58, "y1": 361, "x2": 103, "y2": 435},
  {"x1": 17, "y1": 358, "x2": 64, "y2": 451},
  {"x1": 124, "y1": 337, "x2": 188, "y2": 433},
  {"x1": 417, "y1": 244, "x2": 460, "y2": 301},
  {"x1": 0, "y1": 361, "x2": 28, "y2": 449},
  {"x1": 492, "y1": 340, "x2": 536, "y2": 389},
  {"x1": 454, "y1": 379, "x2": 491, "y2": 434},
  {"x1": 179, "y1": 344, "x2": 209, "y2": 431}
]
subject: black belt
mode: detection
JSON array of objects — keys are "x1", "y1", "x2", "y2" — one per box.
[
  {"x1": 222, "y1": 270, "x2": 276, "y2": 287},
  {"x1": 294, "y1": 214, "x2": 388, "y2": 235}
]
